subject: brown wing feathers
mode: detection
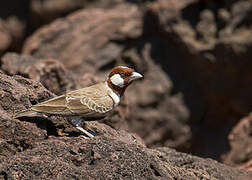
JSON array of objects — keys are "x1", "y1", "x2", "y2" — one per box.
[
  {"x1": 31, "y1": 95, "x2": 71, "y2": 115},
  {"x1": 14, "y1": 95, "x2": 69, "y2": 118},
  {"x1": 14, "y1": 83, "x2": 114, "y2": 118}
]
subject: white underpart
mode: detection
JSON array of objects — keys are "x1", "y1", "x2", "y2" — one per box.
[
  {"x1": 110, "y1": 74, "x2": 125, "y2": 88},
  {"x1": 109, "y1": 90, "x2": 120, "y2": 107},
  {"x1": 105, "y1": 82, "x2": 120, "y2": 107}
]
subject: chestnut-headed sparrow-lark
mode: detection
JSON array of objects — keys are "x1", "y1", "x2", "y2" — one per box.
[{"x1": 14, "y1": 66, "x2": 143, "y2": 138}]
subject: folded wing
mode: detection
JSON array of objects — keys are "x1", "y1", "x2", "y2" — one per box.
[
  {"x1": 30, "y1": 82, "x2": 114, "y2": 118},
  {"x1": 31, "y1": 95, "x2": 71, "y2": 115},
  {"x1": 66, "y1": 82, "x2": 114, "y2": 117}
]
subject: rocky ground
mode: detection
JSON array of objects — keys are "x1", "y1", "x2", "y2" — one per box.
[{"x1": 0, "y1": 0, "x2": 252, "y2": 179}]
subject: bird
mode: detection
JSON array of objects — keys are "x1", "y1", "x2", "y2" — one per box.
[{"x1": 14, "y1": 66, "x2": 143, "y2": 138}]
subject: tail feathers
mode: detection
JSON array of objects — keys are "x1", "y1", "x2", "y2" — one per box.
[{"x1": 13, "y1": 109, "x2": 40, "y2": 119}]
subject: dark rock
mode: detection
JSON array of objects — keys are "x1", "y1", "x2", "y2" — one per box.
[
  {"x1": 23, "y1": 4, "x2": 143, "y2": 75},
  {"x1": 0, "y1": 20, "x2": 11, "y2": 54},
  {"x1": 0, "y1": 0, "x2": 128, "y2": 55},
  {"x1": 222, "y1": 113, "x2": 252, "y2": 171},
  {"x1": 0, "y1": 0, "x2": 28, "y2": 52},
  {"x1": 0, "y1": 73, "x2": 53, "y2": 115},
  {"x1": 3, "y1": 16, "x2": 25, "y2": 51},
  {"x1": 0, "y1": 73, "x2": 52, "y2": 162},
  {"x1": 22, "y1": 4, "x2": 191, "y2": 151},
  {"x1": 0, "y1": 135, "x2": 251, "y2": 179},
  {"x1": 145, "y1": 0, "x2": 252, "y2": 160},
  {"x1": 0, "y1": 108, "x2": 47, "y2": 163},
  {"x1": 30, "y1": 0, "x2": 125, "y2": 28},
  {"x1": 1, "y1": 53, "x2": 79, "y2": 95}
]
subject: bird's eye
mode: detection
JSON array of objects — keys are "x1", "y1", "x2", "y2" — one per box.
[{"x1": 119, "y1": 73, "x2": 126, "y2": 78}]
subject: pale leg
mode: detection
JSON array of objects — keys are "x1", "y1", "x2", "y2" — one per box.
[{"x1": 67, "y1": 116, "x2": 95, "y2": 138}]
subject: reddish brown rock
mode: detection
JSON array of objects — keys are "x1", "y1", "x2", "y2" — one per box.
[
  {"x1": 0, "y1": 108, "x2": 47, "y2": 163},
  {"x1": 1, "y1": 53, "x2": 79, "y2": 95},
  {"x1": 30, "y1": 0, "x2": 125, "y2": 28},
  {"x1": 3, "y1": 16, "x2": 25, "y2": 51},
  {"x1": 0, "y1": 0, "x2": 27, "y2": 52},
  {"x1": 145, "y1": 0, "x2": 252, "y2": 160},
  {"x1": 0, "y1": 72, "x2": 54, "y2": 116},
  {"x1": 1, "y1": 0, "x2": 126, "y2": 55},
  {"x1": 0, "y1": 135, "x2": 251, "y2": 180},
  {"x1": 0, "y1": 19, "x2": 11, "y2": 54},
  {"x1": 222, "y1": 113, "x2": 252, "y2": 171},
  {"x1": 23, "y1": 4, "x2": 143, "y2": 75},
  {"x1": 0, "y1": 73, "x2": 52, "y2": 162}
]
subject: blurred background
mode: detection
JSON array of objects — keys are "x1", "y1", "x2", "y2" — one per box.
[{"x1": 0, "y1": 0, "x2": 252, "y2": 171}]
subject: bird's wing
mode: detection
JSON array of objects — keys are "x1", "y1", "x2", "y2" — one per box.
[
  {"x1": 66, "y1": 83, "x2": 114, "y2": 116},
  {"x1": 30, "y1": 95, "x2": 72, "y2": 115}
]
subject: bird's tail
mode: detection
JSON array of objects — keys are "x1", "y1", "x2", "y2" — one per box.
[{"x1": 13, "y1": 109, "x2": 40, "y2": 119}]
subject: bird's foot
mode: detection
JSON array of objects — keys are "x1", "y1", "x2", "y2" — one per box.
[
  {"x1": 68, "y1": 116, "x2": 96, "y2": 138},
  {"x1": 75, "y1": 126, "x2": 96, "y2": 138}
]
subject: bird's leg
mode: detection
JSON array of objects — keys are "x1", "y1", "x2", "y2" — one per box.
[{"x1": 67, "y1": 116, "x2": 95, "y2": 138}]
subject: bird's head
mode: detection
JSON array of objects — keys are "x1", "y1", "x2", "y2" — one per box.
[{"x1": 107, "y1": 66, "x2": 143, "y2": 96}]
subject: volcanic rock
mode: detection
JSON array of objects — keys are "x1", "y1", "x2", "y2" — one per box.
[
  {"x1": 0, "y1": 20, "x2": 11, "y2": 54},
  {"x1": 145, "y1": 0, "x2": 252, "y2": 159},
  {"x1": 1, "y1": 53, "x2": 79, "y2": 95},
  {"x1": 222, "y1": 113, "x2": 252, "y2": 171},
  {"x1": 0, "y1": 133, "x2": 251, "y2": 179},
  {"x1": 23, "y1": 4, "x2": 143, "y2": 75},
  {"x1": 30, "y1": 0, "x2": 125, "y2": 28}
]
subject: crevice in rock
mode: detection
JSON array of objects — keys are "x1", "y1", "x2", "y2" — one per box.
[
  {"x1": 181, "y1": 1, "x2": 203, "y2": 28},
  {"x1": 150, "y1": 164, "x2": 161, "y2": 177},
  {"x1": 17, "y1": 116, "x2": 58, "y2": 137},
  {"x1": 0, "y1": 171, "x2": 7, "y2": 180}
]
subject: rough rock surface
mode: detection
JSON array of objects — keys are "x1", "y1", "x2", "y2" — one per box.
[
  {"x1": 0, "y1": 0, "x2": 127, "y2": 55},
  {"x1": 0, "y1": 19, "x2": 12, "y2": 55},
  {"x1": 222, "y1": 113, "x2": 252, "y2": 171},
  {"x1": 3, "y1": 16, "x2": 25, "y2": 51},
  {"x1": 22, "y1": 3, "x2": 191, "y2": 151},
  {"x1": 0, "y1": 72, "x2": 52, "y2": 163},
  {"x1": 1, "y1": 136, "x2": 251, "y2": 180},
  {"x1": 23, "y1": 4, "x2": 143, "y2": 75},
  {"x1": 30, "y1": 0, "x2": 125, "y2": 27},
  {"x1": 1, "y1": 53, "x2": 79, "y2": 95},
  {"x1": 0, "y1": 72, "x2": 53, "y2": 116},
  {"x1": 144, "y1": 0, "x2": 252, "y2": 159},
  {"x1": 0, "y1": 1, "x2": 27, "y2": 53}
]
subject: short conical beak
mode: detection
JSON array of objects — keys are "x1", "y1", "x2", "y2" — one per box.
[{"x1": 130, "y1": 72, "x2": 143, "y2": 81}]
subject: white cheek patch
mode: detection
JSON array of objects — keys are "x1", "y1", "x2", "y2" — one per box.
[{"x1": 110, "y1": 74, "x2": 125, "y2": 87}]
